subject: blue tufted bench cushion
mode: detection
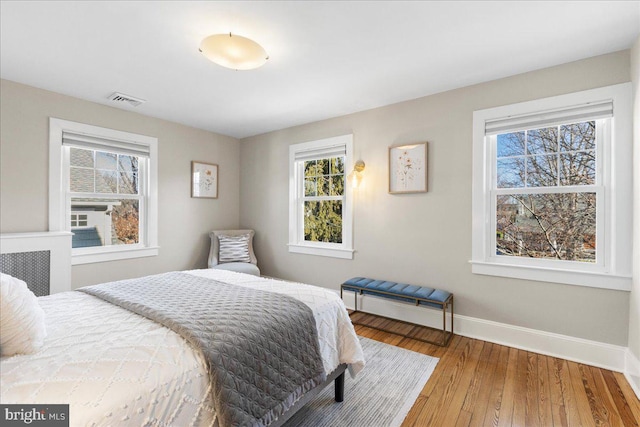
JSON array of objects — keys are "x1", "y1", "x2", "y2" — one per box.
[{"x1": 342, "y1": 277, "x2": 451, "y2": 309}]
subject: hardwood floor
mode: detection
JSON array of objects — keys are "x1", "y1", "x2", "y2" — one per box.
[{"x1": 350, "y1": 311, "x2": 640, "y2": 427}]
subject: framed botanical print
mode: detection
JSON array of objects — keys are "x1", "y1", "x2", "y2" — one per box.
[
  {"x1": 191, "y1": 161, "x2": 218, "y2": 198},
  {"x1": 389, "y1": 142, "x2": 427, "y2": 193}
]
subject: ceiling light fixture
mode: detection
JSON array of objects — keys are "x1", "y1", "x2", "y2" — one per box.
[{"x1": 199, "y1": 33, "x2": 268, "y2": 71}]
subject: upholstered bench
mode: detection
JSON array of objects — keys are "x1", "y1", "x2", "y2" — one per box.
[{"x1": 341, "y1": 277, "x2": 454, "y2": 346}]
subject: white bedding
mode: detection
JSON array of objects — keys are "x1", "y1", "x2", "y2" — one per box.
[{"x1": 0, "y1": 270, "x2": 365, "y2": 427}]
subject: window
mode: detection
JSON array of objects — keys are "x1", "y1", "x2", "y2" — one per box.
[
  {"x1": 289, "y1": 135, "x2": 354, "y2": 259},
  {"x1": 471, "y1": 84, "x2": 632, "y2": 290},
  {"x1": 70, "y1": 214, "x2": 88, "y2": 227},
  {"x1": 495, "y1": 122, "x2": 599, "y2": 263},
  {"x1": 49, "y1": 118, "x2": 158, "y2": 265}
]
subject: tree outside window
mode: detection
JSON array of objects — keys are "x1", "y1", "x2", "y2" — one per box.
[
  {"x1": 495, "y1": 121, "x2": 597, "y2": 262},
  {"x1": 69, "y1": 147, "x2": 142, "y2": 247},
  {"x1": 303, "y1": 157, "x2": 345, "y2": 243}
]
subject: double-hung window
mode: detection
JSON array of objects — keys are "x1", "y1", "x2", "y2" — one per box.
[
  {"x1": 49, "y1": 118, "x2": 158, "y2": 265},
  {"x1": 288, "y1": 134, "x2": 354, "y2": 259},
  {"x1": 471, "y1": 84, "x2": 632, "y2": 290}
]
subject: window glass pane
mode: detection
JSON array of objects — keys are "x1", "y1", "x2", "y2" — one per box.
[
  {"x1": 70, "y1": 199, "x2": 139, "y2": 248},
  {"x1": 318, "y1": 158, "x2": 330, "y2": 175},
  {"x1": 70, "y1": 148, "x2": 94, "y2": 168},
  {"x1": 497, "y1": 132, "x2": 525, "y2": 157},
  {"x1": 526, "y1": 155, "x2": 558, "y2": 187},
  {"x1": 527, "y1": 127, "x2": 558, "y2": 155},
  {"x1": 304, "y1": 200, "x2": 343, "y2": 243},
  {"x1": 316, "y1": 175, "x2": 329, "y2": 196},
  {"x1": 304, "y1": 160, "x2": 317, "y2": 178},
  {"x1": 497, "y1": 158, "x2": 525, "y2": 188},
  {"x1": 496, "y1": 193, "x2": 596, "y2": 262},
  {"x1": 331, "y1": 157, "x2": 344, "y2": 174},
  {"x1": 70, "y1": 167, "x2": 94, "y2": 192},
  {"x1": 330, "y1": 175, "x2": 344, "y2": 196},
  {"x1": 560, "y1": 121, "x2": 595, "y2": 151},
  {"x1": 96, "y1": 152, "x2": 117, "y2": 170},
  {"x1": 560, "y1": 151, "x2": 595, "y2": 186},
  {"x1": 117, "y1": 155, "x2": 138, "y2": 173},
  {"x1": 304, "y1": 179, "x2": 316, "y2": 196},
  {"x1": 119, "y1": 172, "x2": 138, "y2": 194},
  {"x1": 95, "y1": 170, "x2": 117, "y2": 193},
  {"x1": 302, "y1": 157, "x2": 344, "y2": 196},
  {"x1": 112, "y1": 200, "x2": 139, "y2": 245}
]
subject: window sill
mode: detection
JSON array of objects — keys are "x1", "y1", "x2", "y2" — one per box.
[
  {"x1": 72, "y1": 246, "x2": 159, "y2": 265},
  {"x1": 470, "y1": 260, "x2": 631, "y2": 291},
  {"x1": 288, "y1": 244, "x2": 354, "y2": 260}
]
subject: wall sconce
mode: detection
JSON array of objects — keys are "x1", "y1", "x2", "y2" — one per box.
[{"x1": 348, "y1": 160, "x2": 366, "y2": 188}]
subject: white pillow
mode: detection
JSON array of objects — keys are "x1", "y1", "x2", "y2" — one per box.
[
  {"x1": 218, "y1": 234, "x2": 251, "y2": 263},
  {"x1": 0, "y1": 273, "x2": 47, "y2": 356}
]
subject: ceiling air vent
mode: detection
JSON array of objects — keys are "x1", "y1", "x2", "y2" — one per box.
[{"x1": 107, "y1": 92, "x2": 146, "y2": 107}]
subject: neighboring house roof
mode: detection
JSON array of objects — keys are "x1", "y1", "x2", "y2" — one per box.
[{"x1": 72, "y1": 227, "x2": 103, "y2": 248}]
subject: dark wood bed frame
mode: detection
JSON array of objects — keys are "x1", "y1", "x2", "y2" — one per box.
[{"x1": 271, "y1": 364, "x2": 347, "y2": 427}]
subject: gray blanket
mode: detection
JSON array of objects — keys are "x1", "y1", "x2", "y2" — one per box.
[{"x1": 79, "y1": 272, "x2": 326, "y2": 427}]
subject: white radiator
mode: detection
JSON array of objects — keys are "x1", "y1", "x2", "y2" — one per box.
[{"x1": 0, "y1": 232, "x2": 72, "y2": 295}]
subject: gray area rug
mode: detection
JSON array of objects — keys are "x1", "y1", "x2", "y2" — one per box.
[{"x1": 283, "y1": 337, "x2": 439, "y2": 427}]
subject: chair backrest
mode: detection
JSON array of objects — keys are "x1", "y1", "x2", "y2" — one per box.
[{"x1": 208, "y1": 229, "x2": 257, "y2": 268}]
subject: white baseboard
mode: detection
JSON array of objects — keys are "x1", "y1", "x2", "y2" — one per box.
[
  {"x1": 341, "y1": 291, "x2": 629, "y2": 375},
  {"x1": 624, "y1": 348, "x2": 640, "y2": 399}
]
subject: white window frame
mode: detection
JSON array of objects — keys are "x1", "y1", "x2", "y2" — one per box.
[
  {"x1": 288, "y1": 134, "x2": 354, "y2": 259},
  {"x1": 471, "y1": 83, "x2": 632, "y2": 291},
  {"x1": 49, "y1": 118, "x2": 159, "y2": 265}
]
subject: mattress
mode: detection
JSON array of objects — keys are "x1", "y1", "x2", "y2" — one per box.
[{"x1": 0, "y1": 269, "x2": 365, "y2": 427}]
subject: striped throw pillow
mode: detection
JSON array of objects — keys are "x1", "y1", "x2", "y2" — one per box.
[{"x1": 218, "y1": 234, "x2": 251, "y2": 263}]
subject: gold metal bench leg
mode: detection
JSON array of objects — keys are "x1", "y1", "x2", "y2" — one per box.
[
  {"x1": 451, "y1": 295, "x2": 454, "y2": 344},
  {"x1": 442, "y1": 301, "x2": 446, "y2": 346}
]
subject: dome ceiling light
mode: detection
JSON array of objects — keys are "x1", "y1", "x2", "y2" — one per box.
[{"x1": 199, "y1": 33, "x2": 269, "y2": 71}]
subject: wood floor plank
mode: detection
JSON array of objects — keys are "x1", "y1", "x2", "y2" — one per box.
[
  {"x1": 453, "y1": 410, "x2": 472, "y2": 427},
  {"x1": 462, "y1": 342, "x2": 496, "y2": 427},
  {"x1": 524, "y1": 352, "x2": 541, "y2": 426},
  {"x1": 556, "y1": 358, "x2": 584, "y2": 427},
  {"x1": 564, "y1": 361, "x2": 597, "y2": 427},
  {"x1": 402, "y1": 336, "x2": 468, "y2": 427},
  {"x1": 415, "y1": 335, "x2": 465, "y2": 399},
  {"x1": 403, "y1": 336, "x2": 467, "y2": 427},
  {"x1": 612, "y1": 372, "x2": 640, "y2": 420},
  {"x1": 588, "y1": 366, "x2": 623, "y2": 427},
  {"x1": 511, "y1": 349, "x2": 529, "y2": 427},
  {"x1": 431, "y1": 340, "x2": 485, "y2": 426},
  {"x1": 548, "y1": 357, "x2": 569, "y2": 427},
  {"x1": 578, "y1": 364, "x2": 612, "y2": 426},
  {"x1": 481, "y1": 345, "x2": 510, "y2": 427},
  {"x1": 410, "y1": 338, "x2": 479, "y2": 426},
  {"x1": 402, "y1": 395, "x2": 428, "y2": 426},
  {"x1": 537, "y1": 354, "x2": 553, "y2": 427},
  {"x1": 601, "y1": 370, "x2": 640, "y2": 427},
  {"x1": 496, "y1": 347, "x2": 519, "y2": 427},
  {"x1": 407, "y1": 336, "x2": 469, "y2": 426},
  {"x1": 352, "y1": 313, "x2": 640, "y2": 427}
]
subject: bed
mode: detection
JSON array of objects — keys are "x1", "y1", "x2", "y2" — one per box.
[{"x1": 0, "y1": 269, "x2": 365, "y2": 427}]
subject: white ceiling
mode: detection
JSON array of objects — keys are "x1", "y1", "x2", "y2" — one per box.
[{"x1": 1, "y1": 1, "x2": 639, "y2": 139}]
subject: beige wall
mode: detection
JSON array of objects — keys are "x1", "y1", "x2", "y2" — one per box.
[
  {"x1": 240, "y1": 50, "x2": 632, "y2": 345},
  {"x1": 0, "y1": 79, "x2": 240, "y2": 288},
  {"x1": 630, "y1": 36, "x2": 640, "y2": 379}
]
